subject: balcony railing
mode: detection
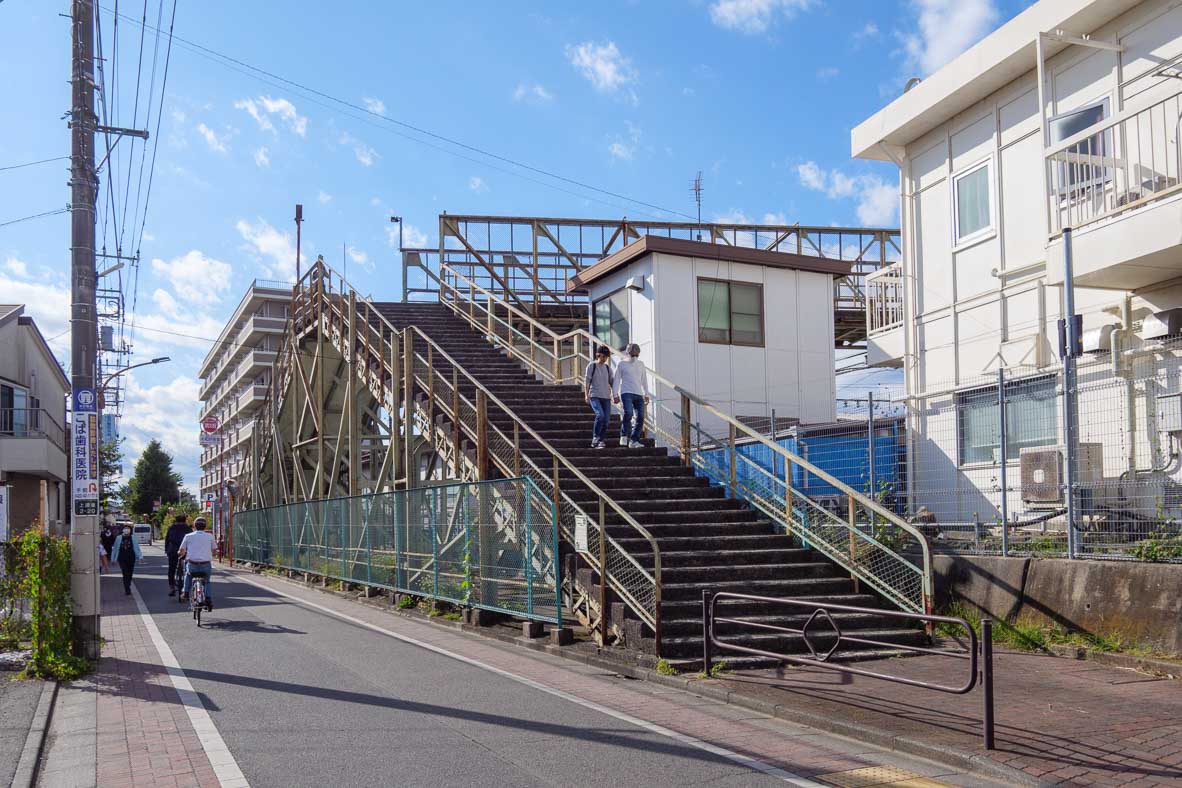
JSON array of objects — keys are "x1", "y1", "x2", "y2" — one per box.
[
  {"x1": 0, "y1": 408, "x2": 66, "y2": 449},
  {"x1": 865, "y1": 262, "x2": 903, "y2": 334},
  {"x1": 1046, "y1": 87, "x2": 1182, "y2": 235}
]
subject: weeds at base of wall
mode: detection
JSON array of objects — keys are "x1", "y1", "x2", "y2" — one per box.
[
  {"x1": 655, "y1": 658, "x2": 679, "y2": 676},
  {"x1": 938, "y1": 599, "x2": 1167, "y2": 658},
  {"x1": 5, "y1": 530, "x2": 89, "y2": 681}
]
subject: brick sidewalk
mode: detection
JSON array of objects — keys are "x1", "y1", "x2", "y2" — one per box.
[
  {"x1": 705, "y1": 647, "x2": 1182, "y2": 786},
  {"x1": 91, "y1": 571, "x2": 218, "y2": 788},
  {"x1": 227, "y1": 566, "x2": 998, "y2": 786}
]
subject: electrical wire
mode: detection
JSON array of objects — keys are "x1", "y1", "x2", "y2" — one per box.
[
  {"x1": 100, "y1": 4, "x2": 695, "y2": 222},
  {"x1": 0, "y1": 208, "x2": 71, "y2": 230},
  {"x1": 0, "y1": 156, "x2": 71, "y2": 173}
]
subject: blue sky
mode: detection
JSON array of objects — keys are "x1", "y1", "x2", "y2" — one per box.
[{"x1": 0, "y1": 0, "x2": 1030, "y2": 489}]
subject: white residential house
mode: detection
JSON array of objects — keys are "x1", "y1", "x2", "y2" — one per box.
[
  {"x1": 0, "y1": 305, "x2": 69, "y2": 536},
  {"x1": 853, "y1": 0, "x2": 1182, "y2": 530}
]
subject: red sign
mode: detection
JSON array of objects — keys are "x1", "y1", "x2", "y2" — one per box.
[{"x1": 201, "y1": 416, "x2": 220, "y2": 435}]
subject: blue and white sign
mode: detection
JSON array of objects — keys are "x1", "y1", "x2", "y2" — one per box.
[{"x1": 72, "y1": 387, "x2": 100, "y2": 516}]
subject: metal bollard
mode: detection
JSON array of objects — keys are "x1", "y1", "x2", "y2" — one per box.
[
  {"x1": 982, "y1": 618, "x2": 995, "y2": 750},
  {"x1": 702, "y1": 589, "x2": 713, "y2": 675}
]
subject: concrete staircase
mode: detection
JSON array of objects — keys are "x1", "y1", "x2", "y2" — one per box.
[{"x1": 376, "y1": 301, "x2": 925, "y2": 665}]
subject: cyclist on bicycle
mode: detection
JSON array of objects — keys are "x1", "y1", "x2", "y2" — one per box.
[{"x1": 178, "y1": 516, "x2": 216, "y2": 611}]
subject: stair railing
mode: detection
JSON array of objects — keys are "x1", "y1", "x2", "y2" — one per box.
[
  {"x1": 294, "y1": 260, "x2": 665, "y2": 649},
  {"x1": 437, "y1": 263, "x2": 933, "y2": 616}
]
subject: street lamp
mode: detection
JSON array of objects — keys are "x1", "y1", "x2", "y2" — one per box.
[{"x1": 99, "y1": 356, "x2": 170, "y2": 406}]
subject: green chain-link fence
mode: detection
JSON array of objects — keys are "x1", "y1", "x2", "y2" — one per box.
[{"x1": 233, "y1": 477, "x2": 562, "y2": 624}]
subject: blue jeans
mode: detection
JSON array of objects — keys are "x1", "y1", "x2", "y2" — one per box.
[
  {"x1": 589, "y1": 397, "x2": 611, "y2": 444},
  {"x1": 619, "y1": 393, "x2": 645, "y2": 441},
  {"x1": 183, "y1": 561, "x2": 213, "y2": 599}
]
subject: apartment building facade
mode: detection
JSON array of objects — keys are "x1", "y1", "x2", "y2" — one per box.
[
  {"x1": 0, "y1": 305, "x2": 70, "y2": 536},
  {"x1": 853, "y1": 0, "x2": 1182, "y2": 549},
  {"x1": 197, "y1": 281, "x2": 290, "y2": 534}
]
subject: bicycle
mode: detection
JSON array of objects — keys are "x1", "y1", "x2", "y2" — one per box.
[{"x1": 189, "y1": 569, "x2": 210, "y2": 627}]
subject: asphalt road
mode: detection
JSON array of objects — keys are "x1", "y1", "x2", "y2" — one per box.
[
  {"x1": 0, "y1": 676, "x2": 44, "y2": 787},
  {"x1": 132, "y1": 548, "x2": 788, "y2": 788}
]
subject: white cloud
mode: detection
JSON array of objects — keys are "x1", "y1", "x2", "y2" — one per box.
[
  {"x1": 608, "y1": 122, "x2": 642, "y2": 162},
  {"x1": 236, "y1": 217, "x2": 297, "y2": 280},
  {"x1": 901, "y1": 0, "x2": 998, "y2": 77},
  {"x1": 816, "y1": 66, "x2": 839, "y2": 81},
  {"x1": 387, "y1": 222, "x2": 428, "y2": 250},
  {"x1": 318, "y1": 190, "x2": 333, "y2": 204},
  {"x1": 608, "y1": 142, "x2": 633, "y2": 161},
  {"x1": 234, "y1": 95, "x2": 308, "y2": 136},
  {"x1": 339, "y1": 132, "x2": 378, "y2": 167},
  {"x1": 253, "y1": 146, "x2": 270, "y2": 167},
  {"x1": 566, "y1": 41, "x2": 637, "y2": 96},
  {"x1": 150, "y1": 250, "x2": 233, "y2": 305},
  {"x1": 852, "y1": 21, "x2": 879, "y2": 46},
  {"x1": 708, "y1": 0, "x2": 812, "y2": 34},
  {"x1": 468, "y1": 176, "x2": 488, "y2": 193},
  {"x1": 196, "y1": 123, "x2": 229, "y2": 153},
  {"x1": 0, "y1": 274, "x2": 71, "y2": 358},
  {"x1": 121, "y1": 376, "x2": 203, "y2": 489},
  {"x1": 762, "y1": 212, "x2": 788, "y2": 225},
  {"x1": 362, "y1": 96, "x2": 386, "y2": 115},
  {"x1": 345, "y1": 246, "x2": 374, "y2": 273},
  {"x1": 513, "y1": 82, "x2": 554, "y2": 104},
  {"x1": 4, "y1": 257, "x2": 29, "y2": 278},
  {"x1": 797, "y1": 161, "x2": 899, "y2": 226}
]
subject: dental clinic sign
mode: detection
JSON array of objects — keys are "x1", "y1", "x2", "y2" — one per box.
[{"x1": 72, "y1": 387, "x2": 100, "y2": 516}]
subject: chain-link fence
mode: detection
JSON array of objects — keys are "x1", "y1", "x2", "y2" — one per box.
[{"x1": 233, "y1": 477, "x2": 563, "y2": 623}]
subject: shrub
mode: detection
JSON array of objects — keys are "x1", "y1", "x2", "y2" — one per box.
[{"x1": 14, "y1": 530, "x2": 88, "y2": 680}]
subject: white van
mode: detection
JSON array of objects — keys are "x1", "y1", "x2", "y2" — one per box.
[{"x1": 132, "y1": 523, "x2": 153, "y2": 546}]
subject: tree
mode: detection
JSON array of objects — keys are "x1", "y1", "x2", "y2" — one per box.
[
  {"x1": 124, "y1": 440, "x2": 182, "y2": 520},
  {"x1": 98, "y1": 438, "x2": 124, "y2": 510}
]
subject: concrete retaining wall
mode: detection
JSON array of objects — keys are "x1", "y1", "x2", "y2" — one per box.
[{"x1": 934, "y1": 554, "x2": 1182, "y2": 657}]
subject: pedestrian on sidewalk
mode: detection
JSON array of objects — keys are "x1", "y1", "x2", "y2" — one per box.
[
  {"x1": 613, "y1": 343, "x2": 650, "y2": 448},
  {"x1": 584, "y1": 345, "x2": 614, "y2": 449},
  {"x1": 164, "y1": 512, "x2": 192, "y2": 596},
  {"x1": 110, "y1": 525, "x2": 142, "y2": 596},
  {"x1": 99, "y1": 523, "x2": 116, "y2": 572}
]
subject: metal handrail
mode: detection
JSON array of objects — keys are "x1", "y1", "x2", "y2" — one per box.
[
  {"x1": 0, "y1": 408, "x2": 66, "y2": 448},
  {"x1": 438, "y1": 263, "x2": 934, "y2": 615},
  {"x1": 702, "y1": 591, "x2": 995, "y2": 749},
  {"x1": 295, "y1": 260, "x2": 664, "y2": 645}
]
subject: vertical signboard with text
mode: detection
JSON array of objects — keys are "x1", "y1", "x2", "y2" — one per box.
[{"x1": 72, "y1": 387, "x2": 100, "y2": 516}]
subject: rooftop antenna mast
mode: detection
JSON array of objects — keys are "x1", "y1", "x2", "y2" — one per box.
[{"x1": 691, "y1": 171, "x2": 704, "y2": 240}]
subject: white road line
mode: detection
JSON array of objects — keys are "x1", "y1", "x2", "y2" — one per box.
[
  {"x1": 235, "y1": 573, "x2": 826, "y2": 787},
  {"x1": 130, "y1": 585, "x2": 250, "y2": 788}
]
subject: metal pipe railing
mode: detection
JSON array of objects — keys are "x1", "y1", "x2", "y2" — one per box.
[
  {"x1": 438, "y1": 263, "x2": 933, "y2": 616},
  {"x1": 702, "y1": 591, "x2": 995, "y2": 750}
]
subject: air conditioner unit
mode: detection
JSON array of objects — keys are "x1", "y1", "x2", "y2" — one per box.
[{"x1": 1020, "y1": 444, "x2": 1104, "y2": 505}]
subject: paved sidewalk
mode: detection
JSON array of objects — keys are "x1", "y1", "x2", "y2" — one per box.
[
  {"x1": 228, "y1": 566, "x2": 1003, "y2": 786},
  {"x1": 40, "y1": 567, "x2": 218, "y2": 788},
  {"x1": 704, "y1": 647, "x2": 1182, "y2": 786}
]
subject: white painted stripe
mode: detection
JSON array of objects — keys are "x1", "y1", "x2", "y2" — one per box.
[
  {"x1": 235, "y1": 574, "x2": 825, "y2": 787},
  {"x1": 130, "y1": 586, "x2": 250, "y2": 788}
]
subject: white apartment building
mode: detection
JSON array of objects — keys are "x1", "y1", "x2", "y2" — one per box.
[
  {"x1": 853, "y1": 0, "x2": 1182, "y2": 537},
  {"x1": 198, "y1": 281, "x2": 290, "y2": 532}
]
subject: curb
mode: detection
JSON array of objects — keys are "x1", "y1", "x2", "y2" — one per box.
[
  {"x1": 231, "y1": 565, "x2": 1036, "y2": 786},
  {"x1": 12, "y1": 680, "x2": 58, "y2": 788},
  {"x1": 1045, "y1": 643, "x2": 1182, "y2": 679}
]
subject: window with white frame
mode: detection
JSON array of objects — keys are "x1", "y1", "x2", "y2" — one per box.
[
  {"x1": 956, "y1": 375, "x2": 1057, "y2": 465},
  {"x1": 1049, "y1": 98, "x2": 1111, "y2": 196},
  {"x1": 952, "y1": 159, "x2": 993, "y2": 245}
]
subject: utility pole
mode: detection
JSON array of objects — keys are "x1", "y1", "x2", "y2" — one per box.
[
  {"x1": 295, "y1": 203, "x2": 304, "y2": 281},
  {"x1": 69, "y1": 0, "x2": 101, "y2": 659}
]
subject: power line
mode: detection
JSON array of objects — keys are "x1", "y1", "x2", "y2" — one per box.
[
  {"x1": 0, "y1": 207, "x2": 71, "y2": 230},
  {"x1": 100, "y1": 4, "x2": 694, "y2": 222},
  {"x1": 0, "y1": 156, "x2": 70, "y2": 173}
]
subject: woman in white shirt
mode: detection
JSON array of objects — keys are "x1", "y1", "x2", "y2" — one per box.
[{"x1": 613, "y1": 343, "x2": 650, "y2": 448}]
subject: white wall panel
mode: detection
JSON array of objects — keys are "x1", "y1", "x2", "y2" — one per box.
[
  {"x1": 913, "y1": 139, "x2": 948, "y2": 191},
  {"x1": 999, "y1": 132, "x2": 1046, "y2": 270},
  {"x1": 999, "y1": 86, "x2": 1038, "y2": 146},
  {"x1": 916, "y1": 185, "x2": 953, "y2": 312},
  {"x1": 950, "y1": 114, "x2": 995, "y2": 172},
  {"x1": 954, "y1": 238, "x2": 1000, "y2": 301}
]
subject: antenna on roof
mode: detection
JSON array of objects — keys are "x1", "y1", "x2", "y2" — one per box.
[{"x1": 691, "y1": 171, "x2": 703, "y2": 240}]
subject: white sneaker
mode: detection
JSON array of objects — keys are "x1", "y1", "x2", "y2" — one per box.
[
  {"x1": 619, "y1": 436, "x2": 629, "y2": 447},
  {"x1": 629, "y1": 440, "x2": 643, "y2": 449},
  {"x1": 594, "y1": 440, "x2": 606, "y2": 449}
]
